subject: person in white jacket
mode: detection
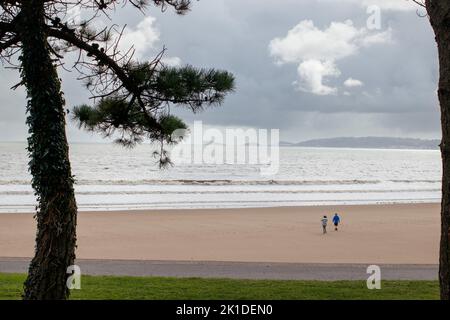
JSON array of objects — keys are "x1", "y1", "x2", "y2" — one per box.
[{"x1": 321, "y1": 215, "x2": 328, "y2": 234}]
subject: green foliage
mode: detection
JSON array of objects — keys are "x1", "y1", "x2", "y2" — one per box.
[
  {"x1": 73, "y1": 97, "x2": 191, "y2": 167},
  {"x1": 125, "y1": 62, "x2": 155, "y2": 86},
  {"x1": 0, "y1": 273, "x2": 440, "y2": 300},
  {"x1": 73, "y1": 98, "x2": 188, "y2": 147},
  {"x1": 154, "y1": 66, "x2": 235, "y2": 109},
  {"x1": 74, "y1": 98, "x2": 146, "y2": 132},
  {"x1": 152, "y1": 115, "x2": 188, "y2": 142},
  {"x1": 151, "y1": 115, "x2": 188, "y2": 168},
  {"x1": 73, "y1": 64, "x2": 234, "y2": 165}
]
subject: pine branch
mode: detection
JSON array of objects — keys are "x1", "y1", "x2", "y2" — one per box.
[
  {"x1": 411, "y1": 0, "x2": 425, "y2": 8},
  {"x1": 47, "y1": 26, "x2": 162, "y2": 131},
  {"x1": 0, "y1": 34, "x2": 18, "y2": 50}
]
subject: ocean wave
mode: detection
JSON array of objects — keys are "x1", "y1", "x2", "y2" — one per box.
[
  {"x1": 0, "y1": 178, "x2": 441, "y2": 187},
  {"x1": 0, "y1": 179, "x2": 385, "y2": 186},
  {"x1": 0, "y1": 180, "x2": 32, "y2": 185},
  {"x1": 389, "y1": 179, "x2": 441, "y2": 183},
  {"x1": 0, "y1": 188, "x2": 441, "y2": 196}
]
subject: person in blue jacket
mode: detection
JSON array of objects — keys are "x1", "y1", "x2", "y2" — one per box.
[{"x1": 332, "y1": 213, "x2": 341, "y2": 231}]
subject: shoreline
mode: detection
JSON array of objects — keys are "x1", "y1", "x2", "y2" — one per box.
[
  {"x1": 0, "y1": 200, "x2": 442, "y2": 214},
  {"x1": 0, "y1": 203, "x2": 440, "y2": 265}
]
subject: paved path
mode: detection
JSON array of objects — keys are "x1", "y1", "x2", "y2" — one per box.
[{"x1": 0, "y1": 257, "x2": 438, "y2": 280}]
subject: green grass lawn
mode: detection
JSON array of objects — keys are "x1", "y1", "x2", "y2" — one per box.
[{"x1": 0, "y1": 273, "x2": 439, "y2": 300}]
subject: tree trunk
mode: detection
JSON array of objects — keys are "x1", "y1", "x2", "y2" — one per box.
[
  {"x1": 18, "y1": 0, "x2": 78, "y2": 300},
  {"x1": 426, "y1": 0, "x2": 450, "y2": 300}
]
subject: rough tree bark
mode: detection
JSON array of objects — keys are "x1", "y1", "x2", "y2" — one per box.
[
  {"x1": 426, "y1": 0, "x2": 450, "y2": 300},
  {"x1": 0, "y1": 0, "x2": 233, "y2": 301},
  {"x1": 18, "y1": 0, "x2": 78, "y2": 300}
]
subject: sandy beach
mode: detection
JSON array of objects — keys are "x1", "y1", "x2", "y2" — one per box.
[{"x1": 0, "y1": 203, "x2": 440, "y2": 264}]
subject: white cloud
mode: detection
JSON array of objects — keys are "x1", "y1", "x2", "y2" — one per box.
[
  {"x1": 120, "y1": 17, "x2": 160, "y2": 59},
  {"x1": 296, "y1": 60, "x2": 340, "y2": 95},
  {"x1": 344, "y1": 78, "x2": 364, "y2": 88},
  {"x1": 66, "y1": 5, "x2": 82, "y2": 24},
  {"x1": 269, "y1": 20, "x2": 361, "y2": 64},
  {"x1": 162, "y1": 56, "x2": 182, "y2": 67},
  {"x1": 269, "y1": 20, "x2": 391, "y2": 95},
  {"x1": 115, "y1": 16, "x2": 182, "y2": 67},
  {"x1": 360, "y1": 28, "x2": 392, "y2": 47}
]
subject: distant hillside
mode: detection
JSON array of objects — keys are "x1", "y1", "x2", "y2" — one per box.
[{"x1": 290, "y1": 137, "x2": 440, "y2": 150}]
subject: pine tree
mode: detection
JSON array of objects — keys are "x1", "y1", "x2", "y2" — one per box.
[{"x1": 0, "y1": 0, "x2": 234, "y2": 300}]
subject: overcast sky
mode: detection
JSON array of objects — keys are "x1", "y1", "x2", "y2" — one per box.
[{"x1": 0, "y1": 0, "x2": 440, "y2": 143}]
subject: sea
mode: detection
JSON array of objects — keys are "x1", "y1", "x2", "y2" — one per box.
[{"x1": 0, "y1": 142, "x2": 442, "y2": 212}]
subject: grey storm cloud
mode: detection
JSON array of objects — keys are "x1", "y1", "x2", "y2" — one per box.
[{"x1": 0, "y1": 0, "x2": 441, "y2": 142}]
